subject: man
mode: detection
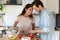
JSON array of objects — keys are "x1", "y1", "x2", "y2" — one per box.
[{"x1": 30, "y1": 0, "x2": 55, "y2": 40}]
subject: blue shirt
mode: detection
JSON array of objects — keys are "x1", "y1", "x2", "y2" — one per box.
[{"x1": 39, "y1": 8, "x2": 55, "y2": 40}]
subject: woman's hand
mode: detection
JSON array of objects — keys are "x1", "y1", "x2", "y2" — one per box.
[
  {"x1": 18, "y1": 28, "x2": 24, "y2": 32},
  {"x1": 29, "y1": 30, "x2": 44, "y2": 34}
]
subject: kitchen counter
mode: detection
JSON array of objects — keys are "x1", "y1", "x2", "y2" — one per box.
[
  {"x1": 16, "y1": 35, "x2": 40, "y2": 40},
  {"x1": 0, "y1": 28, "x2": 60, "y2": 40},
  {"x1": 0, "y1": 31, "x2": 60, "y2": 40},
  {"x1": 0, "y1": 35, "x2": 40, "y2": 40},
  {"x1": 0, "y1": 35, "x2": 9, "y2": 40}
]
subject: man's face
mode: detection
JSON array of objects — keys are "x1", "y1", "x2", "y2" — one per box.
[{"x1": 33, "y1": 5, "x2": 41, "y2": 13}]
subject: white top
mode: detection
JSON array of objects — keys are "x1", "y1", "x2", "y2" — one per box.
[{"x1": 16, "y1": 16, "x2": 32, "y2": 33}]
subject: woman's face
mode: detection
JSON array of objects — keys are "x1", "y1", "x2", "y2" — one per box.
[{"x1": 25, "y1": 7, "x2": 33, "y2": 16}]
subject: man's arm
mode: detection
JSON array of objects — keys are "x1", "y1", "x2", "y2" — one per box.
[
  {"x1": 30, "y1": 12, "x2": 54, "y2": 34},
  {"x1": 29, "y1": 29, "x2": 45, "y2": 34}
]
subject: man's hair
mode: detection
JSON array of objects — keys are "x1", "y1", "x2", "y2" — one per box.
[{"x1": 32, "y1": 0, "x2": 44, "y2": 7}]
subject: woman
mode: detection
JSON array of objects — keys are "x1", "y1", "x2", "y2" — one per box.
[{"x1": 13, "y1": 4, "x2": 34, "y2": 34}]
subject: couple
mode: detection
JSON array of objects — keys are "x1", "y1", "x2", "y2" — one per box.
[{"x1": 13, "y1": 0, "x2": 55, "y2": 40}]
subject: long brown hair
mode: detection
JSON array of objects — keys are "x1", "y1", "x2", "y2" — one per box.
[{"x1": 18, "y1": 4, "x2": 33, "y2": 19}]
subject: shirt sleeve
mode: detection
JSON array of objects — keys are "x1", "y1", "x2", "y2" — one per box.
[{"x1": 41, "y1": 12, "x2": 54, "y2": 33}]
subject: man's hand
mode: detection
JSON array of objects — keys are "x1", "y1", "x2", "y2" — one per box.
[
  {"x1": 29, "y1": 30, "x2": 37, "y2": 33},
  {"x1": 29, "y1": 30, "x2": 44, "y2": 34}
]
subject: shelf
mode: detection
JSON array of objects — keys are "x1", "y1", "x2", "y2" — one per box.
[{"x1": 3, "y1": 4, "x2": 22, "y2": 5}]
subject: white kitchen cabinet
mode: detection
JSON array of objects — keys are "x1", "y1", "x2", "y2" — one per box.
[{"x1": 41, "y1": 0, "x2": 59, "y2": 14}]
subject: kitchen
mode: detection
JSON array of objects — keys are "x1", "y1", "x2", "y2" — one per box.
[{"x1": 0, "y1": 0, "x2": 60, "y2": 40}]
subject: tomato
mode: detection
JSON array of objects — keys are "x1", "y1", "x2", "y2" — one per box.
[
  {"x1": 28, "y1": 33, "x2": 34, "y2": 38},
  {"x1": 18, "y1": 33, "x2": 23, "y2": 39}
]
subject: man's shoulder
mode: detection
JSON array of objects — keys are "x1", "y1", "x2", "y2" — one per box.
[
  {"x1": 44, "y1": 9, "x2": 52, "y2": 15},
  {"x1": 44, "y1": 9, "x2": 51, "y2": 13},
  {"x1": 42, "y1": 9, "x2": 55, "y2": 17}
]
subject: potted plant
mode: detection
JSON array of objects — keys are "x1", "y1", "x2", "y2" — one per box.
[
  {"x1": 0, "y1": 4, "x2": 4, "y2": 14},
  {"x1": 0, "y1": 4, "x2": 3, "y2": 11}
]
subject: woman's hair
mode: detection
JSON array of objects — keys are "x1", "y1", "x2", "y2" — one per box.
[{"x1": 18, "y1": 4, "x2": 33, "y2": 19}]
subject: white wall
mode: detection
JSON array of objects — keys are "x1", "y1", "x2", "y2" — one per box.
[
  {"x1": 23, "y1": 0, "x2": 33, "y2": 5},
  {"x1": 3, "y1": 5, "x2": 24, "y2": 26},
  {"x1": 41, "y1": 0, "x2": 59, "y2": 13},
  {"x1": 2, "y1": 0, "x2": 34, "y2": 26},
  {"x1": 23, "y1": 0, "x2": 59, "y2": 13}
]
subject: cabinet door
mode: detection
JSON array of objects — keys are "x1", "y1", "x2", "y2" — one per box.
[{"x1": 41, "y1": 0, "x2": 59, "y2": 14}]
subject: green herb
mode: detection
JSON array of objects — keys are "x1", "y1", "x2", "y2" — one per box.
[{"x1": 0, "y1": 4, "x2": 3, "y2": 11}]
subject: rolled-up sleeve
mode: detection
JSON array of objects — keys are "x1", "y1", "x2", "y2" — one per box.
[
  {"x1": 42, "y1": 15, "x2": 50, "y2": 32},
  {"x1": 41, "y1": 12, "x2": 53, "y2": 33}
]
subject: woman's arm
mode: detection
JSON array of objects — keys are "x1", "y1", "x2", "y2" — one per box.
[
  {"x1": 31, "y1": 19, "x2": 35, "y2": 30},
  {"x1": 32, "y1": 23, "x2": 35, "y2": 30},
  {"x1": 13, "y1": 21, "x2": 18, "y2": 30},
  {"x1": 13, "y1": 21, "x2": 24, "y2": 32}
]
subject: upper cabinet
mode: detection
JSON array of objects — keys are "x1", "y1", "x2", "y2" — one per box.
[{"x1": 41, "y1": 0, "x2": 59, "y2": 14}]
